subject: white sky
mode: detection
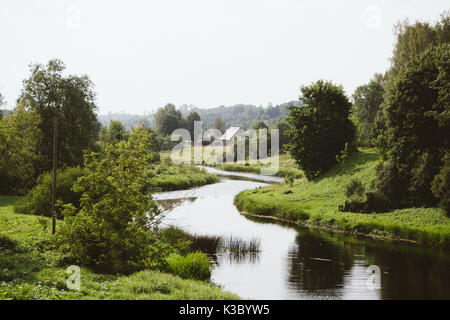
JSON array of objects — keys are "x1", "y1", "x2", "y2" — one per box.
[{"x1": 0, "y1": 0, "x2": 448, "y2": 114}]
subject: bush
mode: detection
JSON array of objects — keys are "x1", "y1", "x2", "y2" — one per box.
[
  {"x1": 57, "y1": 128, "x2": 163, "y2": 274},
  {"x1": 345, "y1": 178, "x2": 365, "y2": 200},
  {"x1": 432, "y1": 154, "x2": 450, "y2": 217},
  {"x1": 15, "y1": 167, "x2": 85, "y2": 218},
  {"x1": 165, "y1": 252, "x2": 211, "y2": 281}
]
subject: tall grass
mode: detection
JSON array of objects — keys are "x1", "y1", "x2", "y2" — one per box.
[{"x1": 165, "y1": 252, "x2": 212, "y2": 281}]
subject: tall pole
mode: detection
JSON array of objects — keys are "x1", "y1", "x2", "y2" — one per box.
[{"x1": 51, "y1": 117, "x2": 57, "y2": 235}]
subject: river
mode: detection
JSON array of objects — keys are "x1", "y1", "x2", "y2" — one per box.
[{"x1": 153, "y1": 168, "x2": 450, "y2": 300}]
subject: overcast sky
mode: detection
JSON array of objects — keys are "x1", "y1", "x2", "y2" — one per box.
[{"x1": 0, "y1": 0, "x2": 448, "y2": 114}]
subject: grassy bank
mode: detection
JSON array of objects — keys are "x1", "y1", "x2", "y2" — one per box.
[
  {"x1": 0, "y1": 196, "x2": 238, "y2": 300},
  {"x1": 213, "y1": 154, "x2": 303, "y2": 179},
  {"x1": 235, "y1": 149, "x2": 450, "y2": 248},
  {"x1": 150, "y1": 161, "x2": 219, "y2": 192}
]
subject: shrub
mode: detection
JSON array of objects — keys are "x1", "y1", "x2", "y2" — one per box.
[
  {"x1": 14, "y1": 167, "x2": 85, "y2": 218},
  {"x1": 165, "y1": 252, "x2": 211, "y2": 281},
  {"x1": 57, "y1": 128, "x2": 163, "y2": 274},
  {"x1": 345, "y1": 179, "x2": 365, "y2": 200},
  {"x1": 432, "y1": 154, "x2": 450, "y2": 217}
]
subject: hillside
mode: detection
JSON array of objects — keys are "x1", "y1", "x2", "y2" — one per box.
[
  {"x1": 235, "y1": 149, "x2": 450, "y2": 247},
  {"x1": 98, "y1": 100, "x2": 301, "y2": 130}
]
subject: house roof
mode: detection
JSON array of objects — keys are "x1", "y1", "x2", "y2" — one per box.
[{"x1": 220, "y1": 127, "x2": 242, "y2": 141}]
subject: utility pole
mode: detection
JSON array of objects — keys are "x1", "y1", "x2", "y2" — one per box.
[{"x1": 51, "y1": 117, "x2": 57, "y2": 235}]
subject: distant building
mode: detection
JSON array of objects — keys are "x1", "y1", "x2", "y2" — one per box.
[{"x1": 220, "y1": 127, "x2": 243, "y2": 142}]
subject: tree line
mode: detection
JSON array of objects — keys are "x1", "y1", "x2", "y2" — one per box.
[{"x1": 285, "y1": 12, "x2": 449, "y2": 217}]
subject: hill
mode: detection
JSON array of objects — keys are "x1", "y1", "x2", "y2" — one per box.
[
  {"x1": 235, "y1": 149, "x2": 450, "y2": 247},
  {"x1": 98, "y1": 100, "x2": 301, "y2": 130}
]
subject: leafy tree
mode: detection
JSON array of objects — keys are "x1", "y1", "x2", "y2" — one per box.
[
  {"x1": 287, "y1": 80, "x2": 355, "y2": 180},
  {"x1": 58, "y1": 127, "x2": 162, "y2": 273},
  {"x1": 373, "y1": 43, "x2": 450, "y2": 209},
  {"x1": 273, "y1": 119, "x2": 291, "y2": 153},
  {"x1": 250, "y1": 120, "x2": 269, "y2": 130},
  {"x1": 185, "y1": 111, "x2": 201, "y2": 140},
  {"x1": 388, "y1": 13, "x2": 450, "y2": 82},
  {"x1": 99, "y1": 120, "x2": 127, "y2": 144},
  {"x1": 17, "y1": 59, "x2": 98, "y2": 175},
  {"x1": 432, "y1": 153, "x2": 450, "y2": 217},
  {"x1": 154, "y1": 103, "x2": 184, "y2": 136},
  {"x1": 352, "y1": 74, "x2": 385, "y2": 146},
  {"x1": 0, "y1": 107, "x2": 42, "y2": 194},
  {"x1": 376, "y1": 12, "x2": 450, "y2": 151},
  {"x1": 212, "y1": 116, "x2": 226, "y2": 133}
]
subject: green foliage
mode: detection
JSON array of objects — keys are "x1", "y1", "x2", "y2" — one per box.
[
  {"x1": 352, "y1": 75, "x2": 385, "y2": 147},
  {"x1": 250, "y1": 120, "x2": 269, "y2": 130},
  {"x1": 0, "y1": 197, "x2": 238, "y2": 299},
  {"x1": 179, "y1": 101, "x2": 299, "y2": 130},
  {"x1": 149, "y1": 161, "x2": 219, "y2": 191},
  {"x1": 185, "y1": 111, "x2": 201, "y2": 140},
  {"x1": 57, "y1": 127, "x2": 162, "y2": 274},
  {"x1": 154, "y1": 103, "x2": 184, "y2": 136},
  {"x1": 372, "y1": 43, "x2": 450, "y2": 210},
  {"x1": 432, "y1": 153, "x2": 450, "y2": 217},
  {"x1": 165, "y1": 252, "x2": 211, "y2": 281},
  {"x1": 99, "y1": 120, "x2": 127, "y2": 144},
  {"x1": 287, "y1": 80, "x2": 355, "y2": 180},
  {"x1": 0, "y1": 108, "x2": 42, "y2": 194},
  {"x1": 212, "y1": 116, "x2": 226, "y2": 133},
  {"x1": 235, "y1": 150, "x2": 450, "y2": 247},
  {"x1": 15, "y1": 167, "x2": 85, "y2": 219},
  {"x1": 345, "y1": 179, "x2": 365, "y2": 200},
  {"x1": 17, "y1": 59, "x2": 98, "y2": 175},
  {"x1": 273, "y1": 118, "x2": 291, "y2": 153}
]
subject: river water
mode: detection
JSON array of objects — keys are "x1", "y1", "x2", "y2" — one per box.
[{"x1": 153, "y1": 169, "x2": 450, "y2": 300}]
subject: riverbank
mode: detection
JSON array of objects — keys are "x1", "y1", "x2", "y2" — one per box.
[
  {"x1": 0, "y1": 195, "x2": 238, "y2": 300},
  {"x1": 150, "y1": 163, "x2": 219, "y2": 191},
  {"x1": 235, "y1": 149, "x2": 450, "y2": 248},
  {"x1": 209, "y1": 154, "x2": 303, "y2": 179}
]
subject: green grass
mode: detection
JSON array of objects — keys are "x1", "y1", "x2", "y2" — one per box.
[
  {"x1": 214, "y1": 154, "x2": 303, "y2": 178},
  {"x1": 235, "y1": 149, "x2": 450, "y2": 247},
  {"x1": 0, "y1": 195, "x2": 238, "y2": 300},
  {"x1": 165, "y1": 252, "x2": 211, "y2": 281},
  {"x1": 149, "y1": 163, "x2": 219, "y2": 191}
]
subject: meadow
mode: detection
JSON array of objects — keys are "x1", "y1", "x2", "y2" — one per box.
[{"x1": 0, "y1": 195, "x2": 238, "y2": 300}]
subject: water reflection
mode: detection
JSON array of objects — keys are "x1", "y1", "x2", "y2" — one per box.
[{"x1": 153, "y1": 169, "x2": 450, "y2": 300}]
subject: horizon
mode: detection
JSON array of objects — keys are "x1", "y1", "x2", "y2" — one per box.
[{"x1": 1, "y1": 0, "x2": 449, "y2": 114}]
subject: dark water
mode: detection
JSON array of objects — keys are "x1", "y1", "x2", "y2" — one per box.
[{"x1": 154, "y1": 171, "x2": 450, "y2": 300}]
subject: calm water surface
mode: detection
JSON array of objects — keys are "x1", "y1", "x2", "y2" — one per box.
[{"x1": 153, "y1": 170, "x2": 450, "y2": 300}]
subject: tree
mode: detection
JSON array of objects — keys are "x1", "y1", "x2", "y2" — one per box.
[
  {"x1": 99, "y1": 120, "x2": 127, "y2": 144},
  {"x1": 0, "y1": 107, "x2": 42, "y2": 194},
  {"x1": 352, "y1": 74, "x2": 385, "y2": 147},
  {"x1": 185, "y1": 111, "x2": 201, "y2": 140},
  {"x1": 58, "y1": 127, "x2": 162, "y2": 273},
  {"x1": 154, "y1": 103, "x2": 184, "y2": 136},
  {"x1": 373, "y1": 43, "x2": 450, "y2": 209},
  {"x1": 250, "y1": 120, "x2": 269, "y2": 130},
  {"x1": 287, "y1": 80, "x2": 355, "y2": 180},
  {"x1": 17, "y1": 59, "x2": 98, "y2": 175},
  {"x1": 274, "y1": 119, "x2": 291, "y2": 153},
  {"x1": 212, "y1": 116, "x2": 226, "y2": 133}
]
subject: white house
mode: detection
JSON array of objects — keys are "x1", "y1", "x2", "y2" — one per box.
[{"x1": 220, "y1": 127, "x2": 243, "y2": 142}]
